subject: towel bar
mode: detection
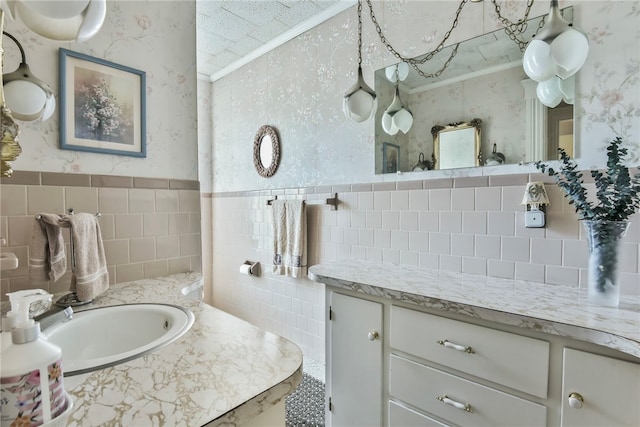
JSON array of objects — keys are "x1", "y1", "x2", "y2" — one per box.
[
  {"x1": 266, "y1": 193, "x2": 338, "y2": 210},
  {"x1": 35, "y1": 209, "x2": 101, "y2": 307}
]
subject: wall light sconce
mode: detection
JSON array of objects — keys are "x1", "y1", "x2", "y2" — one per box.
[
  {"x1": 521, "y1": 181, "x2": 550, "y2": 228},
  {"x1": 523, "y1": 0, "x2": 589, "y2": 107},
  {"x1": 343, "y1": 0, "x2": 377, "y2": 123},
  {"x1": 2, "y1": 31, "x2": 55, "y2": 121},
  {"x1": 1, "y1": 0, "x2": 106, "y2": 43}
]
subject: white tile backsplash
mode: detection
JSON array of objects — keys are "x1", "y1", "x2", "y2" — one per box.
[
  {"x1": 531, "y1": 238, "x2": 563, "y2": 266},
  {"x1": 209, "y1": 180, "x2": 640, "y2": 364},
  {"x1": 451, "y1": 188, "x2": 475, "y2": 211},
  {"x1": 400, "y1": 211, "x2": 419, "y2": 231}
]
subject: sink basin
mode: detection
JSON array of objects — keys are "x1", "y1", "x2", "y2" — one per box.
[{"x1": 43, "y1": 304, "x2": 194, "y2": 376}]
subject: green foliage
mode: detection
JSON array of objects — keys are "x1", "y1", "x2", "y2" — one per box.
[{"x1": 535, "y1": 137, "x2": 640, "y2": 221}]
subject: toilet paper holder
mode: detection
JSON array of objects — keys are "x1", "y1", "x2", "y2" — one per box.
[{"x1": 239, "y1": 260, "x2": 259, "y2": 276}]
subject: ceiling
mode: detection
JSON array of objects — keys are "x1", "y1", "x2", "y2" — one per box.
[{"x1": 196, "y1": 0, "x2": 354, "y2": 82}]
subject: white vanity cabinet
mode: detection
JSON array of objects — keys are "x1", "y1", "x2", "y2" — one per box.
[
  {"x1": 561, "y1": 348, "x2": 640, "y2": 426},
  {"x1": 326, "y1": 292, "x2": 383, "y2": 426},
  {"x1": 324, "y1": 287, "x2": 640, "y2": 427}
]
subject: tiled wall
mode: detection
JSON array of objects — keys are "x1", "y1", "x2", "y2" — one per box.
[
  {"x1": 210, "y1": 172, "x2": 640, "y2": 363},
  {"x1": 0, "y1": 172, "x2": 202, "y2": 301}
]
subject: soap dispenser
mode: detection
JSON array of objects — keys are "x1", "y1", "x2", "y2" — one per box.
[
  {"x1": 1, "y1": 290, "x2": 51, "y2": 352},
  {"x1": 0, "y1": 291, "x2": 67, "y2": 426}
]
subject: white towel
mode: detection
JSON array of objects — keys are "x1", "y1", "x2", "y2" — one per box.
[
  {"x1": 29, "y1": 214, "x2": 67, "y2": 283},
  {"x1": 272, "y1": 200, "x2": 307, "y2": 278},
  {"x1": 63, "y1": 213, "x2": 109, "y2": 301}
]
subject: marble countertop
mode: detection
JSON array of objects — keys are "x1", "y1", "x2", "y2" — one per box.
[
  {"x1": 308, "y1": 260, "x2": 640, "y2": 359},
  {"x1": 61, "y1": 272, "x2": 303, "y2": 426}
]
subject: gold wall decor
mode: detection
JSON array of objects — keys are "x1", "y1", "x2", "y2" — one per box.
[{"x1": 1, "y1": 10, "x2": 22, "y2": 178}]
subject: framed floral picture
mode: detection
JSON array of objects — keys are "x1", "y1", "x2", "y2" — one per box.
[{"x1": 59, "y1": 49, "x2": 146, "y2": 157}]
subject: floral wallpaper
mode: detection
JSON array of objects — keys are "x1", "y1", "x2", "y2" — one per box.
[
  {"x1": 210, "y1": 0, "x2": 639, "y2": 193},
  {"x1": 3, "y1": 1, "x2": 198, "y2": 180}
]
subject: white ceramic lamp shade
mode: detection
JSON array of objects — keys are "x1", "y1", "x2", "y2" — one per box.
[{"x1": 521, "y1": 181, "x2": 550, "y2": 208}]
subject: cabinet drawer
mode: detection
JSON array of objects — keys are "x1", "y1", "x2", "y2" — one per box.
[
  {"x1": 389, "y1": 400, "x2": 448, "y2": 427},
  {"x1": 390, "y1": 355, "x2": 547, "y2": 427},
  {"x1": 390, "y1": 305, "x2": 549, "y2": 398},
  {"x1": 561, "y1": 348, "x2": 640, "y2": 426}
]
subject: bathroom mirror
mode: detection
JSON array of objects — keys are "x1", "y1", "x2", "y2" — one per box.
[
  {"x1": 374, "y1": 7, "x2": 575, "y2": 174},
  {"x1": 433, "y1": 119, "x2": 481, "y2": 170},
  {"x1": 253, "y1": 125, "x2": 281, "y2": 178}
]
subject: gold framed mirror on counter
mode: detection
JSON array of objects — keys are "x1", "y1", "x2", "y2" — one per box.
[{"x1": 432, "y1": 119, "x2": 481, "y2": 170}]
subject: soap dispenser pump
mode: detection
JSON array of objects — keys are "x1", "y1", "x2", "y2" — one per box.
[
  {"x1": 0, "y1": 291, "x2": 67, "y2": 426},
  {"x1": 1, "y1": 289, "x2": 51, "y2": 352}
]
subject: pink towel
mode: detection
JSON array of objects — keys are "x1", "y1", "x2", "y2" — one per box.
[
  {"x1": 63, "y1": 213, "x2": 109, "y2": 301},
  {"x1": 29, "y1": 214, "x2": 67, "y2": 283}
]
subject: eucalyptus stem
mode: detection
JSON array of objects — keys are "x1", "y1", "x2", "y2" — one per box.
[{"x1": 535, "y1": 138, "x2": 640, "y2": 222}]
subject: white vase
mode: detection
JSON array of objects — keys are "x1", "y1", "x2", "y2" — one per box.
[{"x1": 583, "y1": 220, "x2": 630, "y2": 307}]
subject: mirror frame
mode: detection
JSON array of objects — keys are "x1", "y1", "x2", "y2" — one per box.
[
  {"x1": 432, "y1": 118, "x2": 482, "y2": 169},
  {"x1": 253, "y1": 125, "x2": 281, "y2": 178}
]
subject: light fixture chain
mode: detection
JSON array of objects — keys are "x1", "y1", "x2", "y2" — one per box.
[
  {"x1": 410, "y1": 43, "x2": 460, "y2": 79},
  {"x1": 490, "y1": 0, "x2": 535, "y2": 51},
  {"x1": 357, "y1": 0, "x2": 363, "y2": 66},
  {"x1": 365, "y1": 0, "x2": 468, "y2": 66}
]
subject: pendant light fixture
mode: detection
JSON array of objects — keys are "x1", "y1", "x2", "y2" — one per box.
[
  {"x1": 523, "y1": 0, "x2": 589, "y2": 83},
  {"x1": 2, "y1": 0, "x2": 106, "y2": 43},
  {"x1": 381, "y1": 65, "x2": 413, "y2": 135},
  {"x1": 2, "y1": 31, "x2": 55, "y2": 121},
  {"x1": 343, "y1": 0, "x2": 377, "y2": 123}
]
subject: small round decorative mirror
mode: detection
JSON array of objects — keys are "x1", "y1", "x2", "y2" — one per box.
[{"x1": 253, "y1": 125, "x2": 281, "y2": 178}]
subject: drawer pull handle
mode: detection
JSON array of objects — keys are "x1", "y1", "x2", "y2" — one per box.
[
  {"x1": 368, "y1": 331, "x2": 379, "y2": 341},
  {"x1": 437, "y1": 395, "x2": 473, "y2": 413},
  {"x1": 568, "y1": 392, "x2": 584, "y2": 409},
  {"x1": 437, "y1": 339, "x2": 475, "y2": 354}
]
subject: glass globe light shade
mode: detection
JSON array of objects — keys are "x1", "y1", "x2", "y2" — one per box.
[
  {"x1": 550, "y1": 28, "x2": 589, "y2": 79},
  {"x1": 381, "y1": 92, "x2": 402, "y2": 135},
  {"x1": 22, "y1": 0, "x2": 91, "y2": 19},
  {"x1": 536, "y1": 78, "x2": 563, "y2": 108},
  {"x1": 381, "y1": 113, "x2": 399, "y2": 135},
  {"x1": 343, "y1": 66, "x2": 377, "y2": 123},
  {"x1": 343, "y1": 90, "x2": 377, "y2": 123},
  {"x1": 41, "y1": 94, "x2": 57, "y2": 121},
  {"x1": 385, "y1": 62, "x2": 410, "y2": 83},
  {"x1": 13, "y1": 0, "x2": 106, "y2": 42},
  {"x1": 559, "y1": 75, "x2": 575, "y2": 104},
  {"x1": 392, "y1": 108, "x2": 413, "y2": 134},
  {"x1": 3, "y1": 80, "x2": 48, "y2": 119},
  {"x1": 523, "y1": 40, "x2": 556, "y2": 82}
]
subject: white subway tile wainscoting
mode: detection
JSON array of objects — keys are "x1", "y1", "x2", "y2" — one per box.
[{"x1": 209, "y1": 173, "x2": 640, "y2": 363}]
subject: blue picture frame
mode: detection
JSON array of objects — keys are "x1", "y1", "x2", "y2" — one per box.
[
  {"x1": 382, "y1": 142, "x2": 400, "y2": 174},
  {"x1": 59, "y1": 49, "x2": 146, "y2": 157}
]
